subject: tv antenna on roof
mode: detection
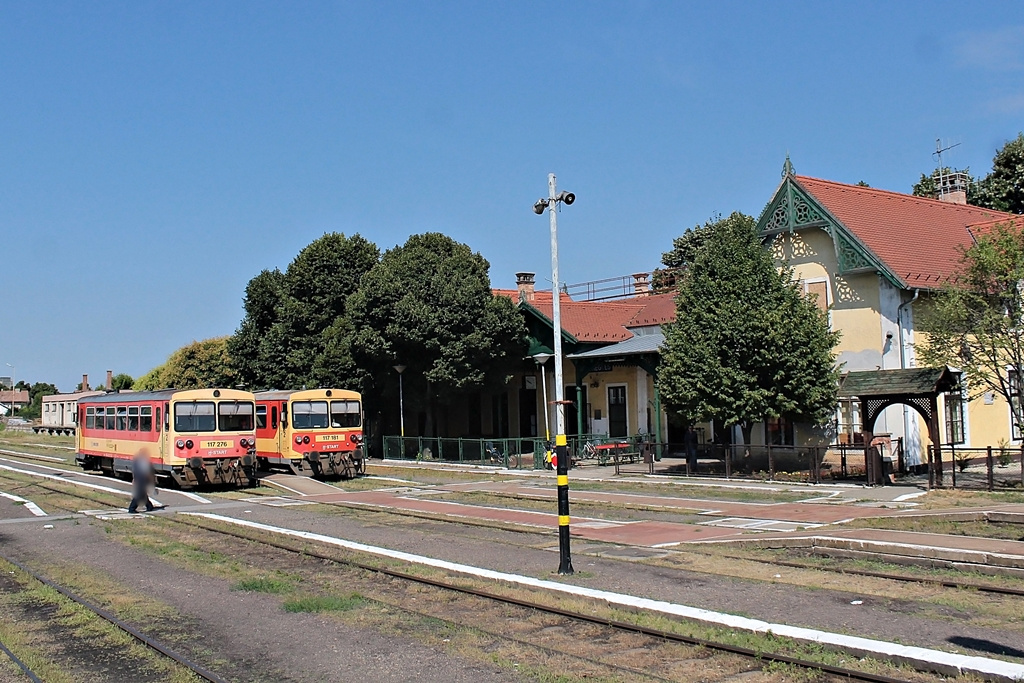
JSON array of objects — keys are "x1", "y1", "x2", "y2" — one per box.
[{"x1": 932, "y1": 138, "x2": 968, "y2": 202}]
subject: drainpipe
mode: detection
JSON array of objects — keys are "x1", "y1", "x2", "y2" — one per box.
[{"x1": 898, "y1": 289, "x2": 921, "y2": 465}]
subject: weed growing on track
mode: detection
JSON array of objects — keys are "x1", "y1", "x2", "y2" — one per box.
[
  {"x1": 283, "y1": 593, "x2": 365, "y2": 613},
  {"x1": 233, "y1": 576, "x2": 293, "y2": 594},
  {"x1": 849, "y1": 515, "x2": 1024, "y2": 541}
]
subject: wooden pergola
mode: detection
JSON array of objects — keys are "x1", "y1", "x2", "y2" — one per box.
[{"x1": 837, "y1": 366, "x2": 961, "y2": 487}]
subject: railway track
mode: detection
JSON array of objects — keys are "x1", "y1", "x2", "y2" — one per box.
[
  {"x1": 0, "y1": 637, "x2": 42, "y2": 683},
  {"x1": 718, "y1": 552, "x2": 1024, "y2": 597},
  {"x1": 0, "y1": 548, "x2": 228, "y2": 683},
  {"x1": 164, "y1": 514, "x2": 915, "y2": 683}
]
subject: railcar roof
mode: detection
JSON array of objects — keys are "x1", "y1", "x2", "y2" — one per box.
[
  {"x1": 255, "y1": 389, "x2": 360, "y2": 401},
  {"x1": 78, "y1": 390, "x2": 177, "y2": 404}
]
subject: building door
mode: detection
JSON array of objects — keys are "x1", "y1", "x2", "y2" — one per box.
[
  {"x1": 564, "y1": 385, "x2": 588, "y2": 436},
  {"x1": 519, "y1": 389, "x2": 537, "y2": 437},
  {"x1": 608, "y1": 385, "x2": 627, "y2": 437}
]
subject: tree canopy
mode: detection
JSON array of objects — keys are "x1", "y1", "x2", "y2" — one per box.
[
  {"x1": 134, "y1": 337, "x2": 235, "y2": 391},
  {"x1": 228, "y1": 233, "x2": 379, "y2": 391},
  {"x1": 918, "y1": 220, "x2": 1024, "y2": 434},
  {"x1": 347, "y1": 232, "x2": 527, "y2": 433},
  {"x1": 17, "y1": 382, "x2": 59, "y2": 419},
  {"x1": 656, "y1": 212, "x2": 841, "y2": 446}
]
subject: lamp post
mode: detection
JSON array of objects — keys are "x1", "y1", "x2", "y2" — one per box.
[
  {"x1": 5, "y1": 364, "x2": 14, "y2": 418},
  {"x1": 532, "y1": 353, "x2": 553, "y2": 442},
  {"x1": 533, "y1": 173, "x2": 575, "y2": 575},
  {"x1": 393, "y1": 365, "x2": 406, "y2": 438}
]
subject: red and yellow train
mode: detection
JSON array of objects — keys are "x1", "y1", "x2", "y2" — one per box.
[
  {"x1": 255, "y1": 389, "x2": 364, "y2": 478},
  {"x1": 76, "y1": 388, "x2": 258, "y2": 488}
]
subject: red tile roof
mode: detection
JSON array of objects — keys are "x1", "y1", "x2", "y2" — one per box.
[
  {"x1": 0, "y1": 390, "x2": 30, "y2": 405},
  {"x1": 628, "y1": 292, "x2": 677, "y2": 327},
  {"x1": 966, "y1": 214, "x2": 1024, "y2": 239},
  {"x1": 530, "y1": 299, "x2": 647, "y2": 342},
  {"x1": 795, "y1": 176, "x2": 1014, "y2": 286}
]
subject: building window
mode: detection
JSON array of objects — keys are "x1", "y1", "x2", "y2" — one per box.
[
  {"x1": 802, "y1": 279, "x2": 829, "y2": 313},
  {"x1": 943, "y1": 391, "x2": 965, "y2": 445},
  {"x1": 766, "y1": 416, "x2": 794, "y2": 446},
  {"x1": 1011, "y1": 370, "x2": 1023, "y2": 441}
]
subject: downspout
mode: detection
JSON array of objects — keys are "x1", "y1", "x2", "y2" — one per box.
[{"x1": 898, "y1": 289, "x2": 921, "y2": 464}]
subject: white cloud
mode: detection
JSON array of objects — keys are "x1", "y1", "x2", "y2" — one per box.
[{"x1": 956, "y1": 26, "x2": 1024, "y2": 71}]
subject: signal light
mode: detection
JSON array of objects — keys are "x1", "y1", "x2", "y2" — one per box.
[
  {"x1": 185, "y1": 439, "x2": 194, "y2": 449},
  {"x1": 239, "y1": 438, "x2": 248, "y2": 447},
  {"x1": 302, "y1": 435, "x2": 310, "y2": 444}
]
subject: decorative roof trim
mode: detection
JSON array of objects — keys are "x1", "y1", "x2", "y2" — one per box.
[{"x1": 756, "y1": 170, "x2": 904, "y2": 289}]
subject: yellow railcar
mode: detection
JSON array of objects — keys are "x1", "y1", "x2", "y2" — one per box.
[{"x1": 255, "y1": 389, "x2": 364, "y2": 477}]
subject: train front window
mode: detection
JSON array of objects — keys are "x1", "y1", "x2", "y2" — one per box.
[
  {"x1": 218, "y1": 401, "x2": 255, "y2": 432},
  {"x1": 330, "y1": 401, "x2": 361, "y2": 428},
  {"x1": 175, "y1": 402, "x2": 216, "y2": 432},
  {"x1": 292, "y1": 401, "x2": 329, "y2": 429}
]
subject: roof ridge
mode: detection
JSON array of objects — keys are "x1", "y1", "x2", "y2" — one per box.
[{"x1": 795, "y1": 175, "x2": 1013, "y2": 217}]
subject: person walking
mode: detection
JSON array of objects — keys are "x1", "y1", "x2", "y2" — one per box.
[
  {"x1": 683, "y1": 426, "x2": 699, "y2": 474},
  {"x1": 128, "y1": 452, "x2": 155, "y2": 513}
]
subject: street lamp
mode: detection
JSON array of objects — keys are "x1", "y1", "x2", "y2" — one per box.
[
  {"x1": 533, "y1": 173, "x2": 575, "y2": 576},
  {"x1": 532, "y1": 353, "x2": 552, "y2": 443},
  {"x1": 393, "y1": 365, "x2": 406, "y2": 438},
  {"x1": 5, "y1": 364, "x2": 14, "y2": 418}
]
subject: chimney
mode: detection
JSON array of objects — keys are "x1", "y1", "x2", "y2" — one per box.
[
  {"x1": 106, "y1": 370, "x2": 113, "y2": 391},
  {"x1": 516, "y1": 272, "x2": 536, "y2": 302},
  {"x1": 632, "y1": 272, "x2": 651, "y2": 296},
  {"x1": 936, "y1": 170, "x2": 970, "y2": 205},
  {"x1": 82, "y1": 374, "x2": 90, "y2": 392}
]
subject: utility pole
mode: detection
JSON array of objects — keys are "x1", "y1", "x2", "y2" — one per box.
[
  {"x1": 533, "y1": 173, "x2": 575, "y2": 575},
  {"x1": 393, "y1": 365, "x2": 406, "y2": 438}
]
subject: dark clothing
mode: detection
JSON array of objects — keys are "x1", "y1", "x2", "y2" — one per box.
[
  {"x1": 128, "y1": 457, "x2": 155, "y2": 513},
  {"x1": 683, "y1": 430, "x2": 699, "y2": 472}
]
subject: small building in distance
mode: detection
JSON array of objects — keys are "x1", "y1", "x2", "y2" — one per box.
[
  {"x1": 39, "y1": 373, "x2": 106, "y2": 435},
  {"x1": 0, "y1": 390, "x2": 30, "y2": 417}
]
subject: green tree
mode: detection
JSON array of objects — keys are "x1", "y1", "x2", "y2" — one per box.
[
  {"x1": 228, "y1": 233, "x2": 379, "y2": 390},
  {"x1": 134, "y1": 338, "x2": 236, "y2": 391},
  {"x1": 918, "y1": 220, "x2": 1024, "y2": 435},
  {"x1": 974, "y1": 133, "x2": 1024, "y2": 214},
  {"x1": 657, "y1": 213, "x2": 841, "y2": 448},
  {"x1": 110, "y1": 373, "x2": 133, "y2": 391},
  {"x1": 347, "y1": 233, "x2": 527, "y2": 435},
  {"x1": 18, "y1": 382, "x2": 58, "y2": 419}
]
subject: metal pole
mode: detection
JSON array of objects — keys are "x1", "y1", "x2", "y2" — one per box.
[
  {"x1": 398, "y1": 373, "x2": 404, "y2": 438},
  {"x1": 538, "y1": 361, "x2": 550, "y2": 442},
  {"x1": 6, "y1": 364, "x2": 14, "y2": 417},
  {"x1": 548, "y1": 172, "x2": 573, "y2": 576}
]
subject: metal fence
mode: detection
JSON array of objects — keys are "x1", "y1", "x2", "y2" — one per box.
[
  {"x1": 381, "y1": 436, "x2": 546, "y2": 469},
  {"x1": 919, "y1": 445, "x2": 1024, "y2": 491}
]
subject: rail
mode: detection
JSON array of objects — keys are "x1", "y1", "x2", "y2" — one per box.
[{"x1": 0, "y1": 549, "x2": 228, "y2": 683}]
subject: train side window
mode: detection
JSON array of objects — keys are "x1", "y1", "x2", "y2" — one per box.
[
  {"x1": 140, "y1": 406, "x2": 152, "y2": 432},
  {"x1": 271, "y1": 406, "x2": 278, "y2": 430},
  {"x1": 86, "y1": 407, "x2": 95, "y2": 429},
  {"x1": 157, "y1": 407, "x2": 163, "y2": 432},
  {"x1": 127, "y1": 406, "x2": 139, "y2": 431},
  {"x1": 116, "y1": 406, "x2": 128, "y2": 430},
  {"x1": 105, "y1": 407, "x2": 116, "y2": 430},
  {"x1": 164, "y1": 404, "x2": 170, "y2": 431},
  {"x1": 256, "y1": 405, "x2": 267, "y2": 430},
  {"x1": 281, "y1": 403, "x2": 288, "y2": 427}
]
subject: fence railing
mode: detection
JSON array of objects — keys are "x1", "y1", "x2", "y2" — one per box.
[
  {"x1": 381, "y1": 436, "x2": 546, "y2": 470},
  {"x1": 925, "y1": 445, "x2": 1024, "y2": 491}
]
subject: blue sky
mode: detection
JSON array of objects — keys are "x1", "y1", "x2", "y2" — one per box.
[{"x1": 1, "y1": 2, "x2": 1022, "y2": 391}]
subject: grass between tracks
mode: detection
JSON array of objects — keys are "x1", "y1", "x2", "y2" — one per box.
[
  {"x1": 102, "y1": 514, "x2": 960, "y2": 682},
  {"x1": 847, "y1": 514, "x2": 1024, "y2": 540},
  {"x1": 0, "y1": 556, "x2": 202, "y2": 683}
]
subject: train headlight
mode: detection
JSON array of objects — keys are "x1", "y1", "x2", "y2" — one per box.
[
  {"x1": 176, "y1": 440, "x2": 185, "y2": 449},
  {"x1": 239, "y1": 438, "x2": 248, "y2": 448},
  {"x1": 185, "y1": 439, "x2": 194, "y2": 450},
  {"x1": 302, "y1": 435, "x2": 310, "y2": 445},
  {"x1": 295, "y1": 435, "x2": 303, "y2": 445},
  {"x1": 349, "y1": 433, "x2": 360, "y2": 443}
]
